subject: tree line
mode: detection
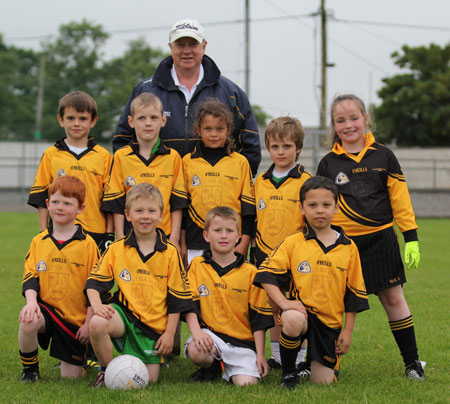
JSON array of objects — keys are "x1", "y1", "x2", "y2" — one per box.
[{"x1": 1, "y1": 20, "x2": 449, "y2": 146}]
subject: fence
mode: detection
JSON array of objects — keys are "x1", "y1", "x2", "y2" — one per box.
[{"x1": 1, "y1": 140, "x2": 450, "y2": 216}]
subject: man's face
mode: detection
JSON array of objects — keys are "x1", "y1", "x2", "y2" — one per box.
[{"x1": 169, "y1": 37, "x2": 206, "y2": 72}]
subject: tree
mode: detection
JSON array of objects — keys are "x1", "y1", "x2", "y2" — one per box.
[
  {"x1": 100, "y1": 38, "x2": 167, "y2": 139},
  {"x1": 374, "y1": 43, "x2": 450, "y2": 146},
  {"x1": 251, "y1": 104, "x2": 271, "y2": 127},
  {"x1": 0, "y1": 36, "x2": 38, "y2": 140},
  {"x1": 40, "y1": 20, "x2": 110, "y2": 141}
]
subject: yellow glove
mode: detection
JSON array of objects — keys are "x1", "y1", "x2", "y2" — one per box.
[{"x1": 404, "y1": 241, "x2": 420, "y2": 270}]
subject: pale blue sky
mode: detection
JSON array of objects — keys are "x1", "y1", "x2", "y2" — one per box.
[{"x1": 2, "y1": 0, "x2": 449, "y2": 126}]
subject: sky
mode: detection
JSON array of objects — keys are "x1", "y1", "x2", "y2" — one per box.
[{"x1": 2, "y1": 0, "x2": 449, "y2": 127}]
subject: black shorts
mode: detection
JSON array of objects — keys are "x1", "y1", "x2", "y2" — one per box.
[
  {"x1": 38, "y1": 302, "x2": 88, "y2": 366},
  {"x1": 279, "y1": 311, "x2": 340, "y2": 371},
  {"x1": 350, "y1": 227, "x2": 405, "y2": 295},
  {"x1": 303, "y1": 313, "x2": 341, "y2": 371}
]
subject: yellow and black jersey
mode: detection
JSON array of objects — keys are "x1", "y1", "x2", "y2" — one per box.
[
  {"x1": 22, "y1": 224, "x2": 100, "y2": 328},
  {"x1": 188, "y1": 250, "x2": 273, "y2": 350},
  {"x1": 28, "y1": 138, "x2": 112, "y2": 238},
  {"x1": 316, "y1": 133, "x2": 418, "y2": 240},
  {"x1": 182, "y1": 144, "x2": 256, "y2": 250},
  {"x1": 254, "y1": 224, "x2": 369, "y2": 329},
  {"x1": 254, "y1": 164, "x2": 311, "y2": 266},
  {"x1": 86, "y1": 228, "x2": 195, "y2": 340},
  {"x1": 101, "y1": 142, "x2": 187, "y2": 236}
]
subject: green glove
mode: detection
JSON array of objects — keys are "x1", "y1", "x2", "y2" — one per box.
[{"x1": 404, "y1": 241, "x2": 420, "y2": 270}]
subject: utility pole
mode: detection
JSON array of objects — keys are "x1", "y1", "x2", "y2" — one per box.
[
  {"x1": 35, "y1": 53, "x2": 45, "y2": 141},
  {"x1": 245, "y1": 0, "x2": 250, "y2": 97},
  {"x1": 320, "y1": 0, "x2": 327, "y2": 130}
]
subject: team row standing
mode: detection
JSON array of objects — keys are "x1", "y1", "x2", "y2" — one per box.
[{"x1": 20, "y1": 18, "x2": 424, "y2": 387}]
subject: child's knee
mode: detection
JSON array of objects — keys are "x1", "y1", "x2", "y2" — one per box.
[
  {"x1": 310, "y1": 360, "x2": 334, "y2": 384},
  {"x1": 281, "y1": 310, "x2": 306, "y2": 335},
  {"x1": 60, "y1": 362, "x2": 84, "y2": 379},
  {"x1": 19, "y1": 316, "x2": 41, "y2": 335},
  {"x1": 89, "y1": 315, "x2": 109, "y2": 336},
  {"x1": 231, "y1": 374, "x2": 258, "y2": 386}
]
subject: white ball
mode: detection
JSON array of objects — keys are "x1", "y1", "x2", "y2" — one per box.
[{"x1": 104, "y1": 355, "x2": 149, "y2": 390}]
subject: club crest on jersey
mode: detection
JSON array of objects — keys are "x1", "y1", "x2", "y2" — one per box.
[
  {"x1": 56, "y1": 169, "x2": 66, "y2": 178},
  {"x1": 257, "y1": 198, "x2": 267, "y2": 210},
  {"x1": 125, "y1": 176, "x2": 136, "y2": 187},
  {"x1": 36, "y1": 260, "x2": 47, "y2": 272},
  {"x1": 335, "y1": 172, "x2": 349, "y2": 185},
  {"x1": 119, "y1": 269, "x2": 132, "y2": 281},
  {"x1": 198, "y1": 284, "x2": 210, "y2": 297},
  {"x1": 297, "y1": 260, "x2": 312, "y2": 274},
  {"x1": 191, "y1": 175, "x2": 201, "y2": 186}
]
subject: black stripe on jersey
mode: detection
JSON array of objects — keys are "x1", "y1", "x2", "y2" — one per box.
[
  {"x1": 168, "y1": 287, "x2": 191, "y2": 298},
  {"x1": 188, "y1": 205, "x2": 205, "y2": 226},
  {"x1": 388, "y1": 172, "x2": 405, "y2": 182},
  {"x1": 338, "y1": 195, "x2": 382, "y2": 228},
  {"x1": 255, "y1": 230, "x2": 273, "y2": 252}
]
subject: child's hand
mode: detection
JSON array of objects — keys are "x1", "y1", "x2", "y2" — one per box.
[
  {"x1": 76, "y1": 322, "x2": 90, "y2": 345},
  {"x1": 92, "y1": 304, "x2": 115, "y2": 320},
  {"x1": 336, "y1": 328, "x2": 352, "y2": 355},
  {"x1": 281, "y1": 300, "x2": 308, "y2": 319},
  {"x1": 155, "y1": 331, "x2": 174, "y2": 356},
  {"x1": 257, "y1": 353, "x2": 269, "y2": 377},
  {"x1": 191, "y1": 330, "x2": 214, "y2": 353},
  {"x1": 19, "y1": 302, "x2": 41, "y2": 323}
]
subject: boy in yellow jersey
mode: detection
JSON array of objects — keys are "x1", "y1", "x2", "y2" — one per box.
[
  {"x1": 101, "y1": 92, "x2": 187, "y2": 248},
  {"x1": 184, "y1": 206, "x2": 274, "y2": 385},
  {"x1": 87, "y1": 183, "x2": 206, "y2": 386},
  {"x1": 253, "y1": 116, "x2": 311, "y2": 369},
  {"x1": 28, "y1": 91, "x2": 113, "y2": 253},
  {"x1": 19, "y1": 176, "x2": 100, "y2": 382},
  {"x1": 254, "y1": 176, "x2": 369, "y2": 389}
]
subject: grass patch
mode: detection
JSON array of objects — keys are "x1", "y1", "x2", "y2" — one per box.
[{"x1": 1, "y1": 213, "x2": 449, "y2": 403}]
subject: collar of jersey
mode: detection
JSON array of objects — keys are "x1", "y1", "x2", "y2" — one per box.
[
  {"x1": 263, "y1": 163, "x2": 304, "y2": 180},
  {"x1": 302, "y1": 222, "x2": 350, "y2": 246},
  {"x1": 43, "y1": 223, "x2": 86, "y2": 245},
  {"x1": 190, "y1": 142, "x2": 228, "y2": 164},
  {"x1": 201, "y1": 249, "x2": 245, "y2": 276},
  {"x1": 332, "y1": 132, "x2": 376, "y2": 163},
  {"x1": 124, "y1": 227, "x2": 168, "y2": 252},
  {"x1": 55, "y1": 137, "x2": 96, "y2": 152}
]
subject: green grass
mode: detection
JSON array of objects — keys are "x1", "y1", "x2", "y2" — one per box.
[{"x1": 1, "y1": 213, "x2": 449, "y2": 404}]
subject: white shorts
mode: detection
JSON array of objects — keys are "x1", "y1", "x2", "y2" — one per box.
[
  {"x1": 187, "y1": 249, "x2": 203, "y2": 264},
  {"x1": 184, "y1": 329, "x2": 260, "y2": 382}
]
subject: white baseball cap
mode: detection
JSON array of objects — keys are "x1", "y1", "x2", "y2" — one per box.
[{"x1": 169, "y1": 19, "x2": 206, "y2": 43}]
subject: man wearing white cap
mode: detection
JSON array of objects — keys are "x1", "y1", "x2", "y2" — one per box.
[{"x1": 113, "y1": 19, "x2": 261, "y2": 175}]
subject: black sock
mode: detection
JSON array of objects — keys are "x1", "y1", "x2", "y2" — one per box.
[
  {"x1": 389, "y1": 315, "x2": 419, "y2": 366},
  {"x1": 19, "y1": 349, "x2": 39, "y2": 369},
  {"x1": 279, "y1": 332, "x2": 301, "y2": 374}
]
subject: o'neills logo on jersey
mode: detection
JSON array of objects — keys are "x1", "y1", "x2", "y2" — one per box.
[
  {"x1": 125, "y1": 176, "x2": 136, "y2": 186},
  {"x1": 198, "y1": 284, "x2": 209, "y2": 297},
  {"x1": 297, "y1": 260, "x2": 312, "y2": 274},
  {"x1": 191, "y1": 175, "x2": 201, "y2": 186},
  {"x1": 335, "y1": 172, "x2": 349, "y2": 185},
  {"x1": 257, "y1": 198, "x2": 267, "y2": 210},
  {"x1": 36, "y1": 260, "x2": 47, "y2": 272},
  {"x1": 119, "y1": 269, "x2": 131, "y2": 281},
  {"x1": 57, "y1": 169, "x2": 66, "y2": 177}
]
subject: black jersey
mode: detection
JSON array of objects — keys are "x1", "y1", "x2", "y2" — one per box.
[{"x1": 316, "y1": 133, "x2": 418, "y2": 240}]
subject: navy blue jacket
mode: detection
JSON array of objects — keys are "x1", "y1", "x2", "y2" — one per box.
[{"x1": 113, "y1": 55, "x2": 261, "y2": 175}]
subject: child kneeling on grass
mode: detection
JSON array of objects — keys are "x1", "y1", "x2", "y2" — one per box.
[
  {"x1": 253, "y1": 176, "x2": 369, "y2": 389},
  {"x1": 184, "y1": 206, "x2": 274, "y2": 386},
  {"x1": 19, "y1": 175, "x2": 100, "y2": 382},
  {"x1": 86, "y1": 183, "x2": 209, "y2": 386}
]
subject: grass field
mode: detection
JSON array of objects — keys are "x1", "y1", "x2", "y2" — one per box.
[{"x1": 0, "y1": 213, "x2": 449, "y2": 404}]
